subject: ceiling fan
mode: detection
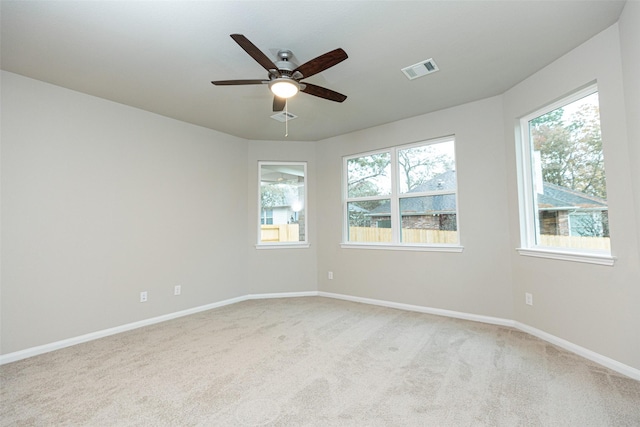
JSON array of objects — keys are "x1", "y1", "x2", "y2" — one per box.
[{"x1": 212, "y1": 34, "x2": 348, "y2": 112}]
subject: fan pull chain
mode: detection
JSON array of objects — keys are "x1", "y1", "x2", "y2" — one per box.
[{"x1": 284, "y1": 99, "x2": 289, "y2": 137}]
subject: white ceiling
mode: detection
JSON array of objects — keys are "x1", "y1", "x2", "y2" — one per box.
[{"x1": 0, "y1": 1, "x2": 626, "y2": 141}]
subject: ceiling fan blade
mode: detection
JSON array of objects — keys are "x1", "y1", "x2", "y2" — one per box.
[
  {"x1": 294, "y1": 48, "x2": 348, "y2": 79},
  {"x1": 273, "y1": 96, "x2": 286, "y2": 112},
  {"x1": 211, "y1": 79, "x2": 268, "y2": 85},
  {"x1": 301, "y1": 83, "x2": 347, "y2": 103},
  {"x1": 230, "y1": 34, "x2": 281, "y2": 77}
]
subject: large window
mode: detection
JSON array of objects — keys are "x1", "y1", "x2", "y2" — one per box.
[
  {"x1": 258, "y1": 162, "x2": 307, "y2": 247},
  {"x1": 517, "y1": 84, "x2": 613, "y2": 264},
  {"x1": 343, "y1": 137, "x2": 460, "y2": 250}
]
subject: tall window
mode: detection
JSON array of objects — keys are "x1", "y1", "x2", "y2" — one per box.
[
  {"x1": 343, "y1": 137, "x2": 459, "y2": 249},
  {"x1": 258, "y1": 162, "x2": 307, "y2": 246},
  {"x1": 517, "y1": 84, "x2": 612, "y2": 263}
]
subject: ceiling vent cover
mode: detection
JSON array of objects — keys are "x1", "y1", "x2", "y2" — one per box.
[
  {"x1": 401, "y1": 58, "x2": 439, "y2": 80},
  {"x1": 270, "y1": 111, "x2": 298, "y2": 122}
]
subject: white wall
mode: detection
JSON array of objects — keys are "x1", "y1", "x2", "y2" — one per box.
[
  {"x1": 619, "y1": 1, "x2": 640, "y2": 264},
  {"x1": 619, "y1": 1, "x2": 640, "y2": 371},
  {"x1": 1, "y1": 71, "x2": 249, "y2": 354},
  {"x1": 315, "y1": 95, "x2": 515, "y2": 320},
  {"x1": 503, "y1": 23, "x2": 640, "y2": 370},
  {"x1": 246, "y1": 140, "x2": 317, "y2": 295}
]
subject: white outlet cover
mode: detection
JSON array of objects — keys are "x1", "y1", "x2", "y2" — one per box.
[{"x1": 525, "y1": 293, "x2": 533, "y2": 305}]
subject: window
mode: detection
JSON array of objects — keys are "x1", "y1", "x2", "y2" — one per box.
[
  {"x1": 258, "y1": 162, "x2": 307, "y2": 247},
  {"x1": 260, "y1": 209, "x2": 273, "y2": 225},
  {"x1": 516, "y1": 84, "x2": 613, "y2": 265},
  {"x1": 343, "y1": 137, "x2": 460, "y2": 250}
]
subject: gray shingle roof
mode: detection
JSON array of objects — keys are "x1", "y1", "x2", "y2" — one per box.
[
  {"x1": 409, "y1": 170, "x2": 457, "y2": 193},
  {"x1": 538, "y1": 182, "x2": 607, "y2": 209},
  {"x1": 368, "y1": 170, "x2": 457, "y2": 216},
  {"x1": 363, "y1": 170, "x2": 607, "y2": 216}
]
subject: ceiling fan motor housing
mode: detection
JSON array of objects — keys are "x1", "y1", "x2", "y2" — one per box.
[{"x1": 272, "y1": 50, "x2": 298, "y2": 77}]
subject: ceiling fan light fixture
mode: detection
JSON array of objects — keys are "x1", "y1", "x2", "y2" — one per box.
[{"x1": 269, "y1": 78, "x2": 300, "y2": 98}]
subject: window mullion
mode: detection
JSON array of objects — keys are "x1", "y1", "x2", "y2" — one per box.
[
  {"x1": 518, "y1": 123, "x2": 537, "y2": 248},
  {"x1": 390, "y1": 148, "x2": 400, "y2": 244}
]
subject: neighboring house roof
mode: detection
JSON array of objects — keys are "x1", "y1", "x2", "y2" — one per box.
[
  {"x1": 348, "y1": 204, "x2": 369, "y2": 213},
  {"x1": 538, "y1": 182, "x2": 607, "y2": 210},
  {"x1": 368, "y1": 170, "x2": 457, "y2": 217},
  {"x1": 409, "y1": 170, "x2": 457, "y2": 193},
  {"x1": 363, "y1": 170, "x2": 607, "y2": 217}
]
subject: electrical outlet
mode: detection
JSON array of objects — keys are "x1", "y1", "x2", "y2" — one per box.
[
  {"x1": 525, "y1": 292, "x2": 533, "y2": 306},
  {"x1": 328, "y1": 271, "x2": 334, "y2": 280},
  {"x1": 140, "y1": 291, "x2": 148, "y2": 303},
  {"x1": 174, "y1": 285, "x2": 181, "y2": 296}
]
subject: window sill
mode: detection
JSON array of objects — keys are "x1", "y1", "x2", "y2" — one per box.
[
  {"x1": 341, "y1": 243, "x2": 463, "y2": 253},
  {"x1": 516, "y1": 247, "x2": 615, "y2": 266},
  {"x1": 255, "y1": 243, "x2": 310, "y2": 250}
]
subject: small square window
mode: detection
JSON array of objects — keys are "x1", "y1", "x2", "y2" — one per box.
[{"x1": 258, "y1": 162, "x2": 307, "y2": 246}]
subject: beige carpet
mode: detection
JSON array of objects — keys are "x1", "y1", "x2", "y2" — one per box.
[{"x1": 1, "y1": 296, "x2": 639, "y2": 426}]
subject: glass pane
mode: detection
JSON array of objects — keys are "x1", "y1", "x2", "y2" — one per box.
[
  {"x1": 529, "y1": 92, "x2": 609, "y2": 251},
  {"x1": 347, "y1": 153, "x2": 391, "y2": 198},
  {"x1": 347, "y1": 200, "x2": 392, "y2": 243},
  {"x1": 398, "y1": 140, "x2": 456, "y2": 193},
  {"x1": 260, "y1": 163, "x2": 305, "y2": 243},
  {"x1": 399, "y1": 195, "x2": 458, "y2": 244}
]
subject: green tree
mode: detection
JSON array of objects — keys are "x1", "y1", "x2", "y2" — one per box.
[
  {"x1": 530, "y1": 107, "x2": 564, "y2": 127},
  {"x1": 531, "y1": 101, "x2": 606, "y2": 199},
  {"x1": 347, "y1": 153, "x2": 391, "y2": 198},
  {"x1": 261, "y1": 184, "x2": 287, "y2": 208},
  {"x1": 398, "y1": 145, "x2": 454, "y2": 192}
]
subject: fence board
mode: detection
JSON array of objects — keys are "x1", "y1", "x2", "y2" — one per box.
[
  {"x1": 349, "y1": 227, "x2": 457, "y2": 244},
  {"x1": 261, "y1": 224, "x2": 300, "y2": 242},
  {"x1": 348, "y1": 228, "x2": 608, "y2": 250},
  {"x1": 539, "y1": 234, "x2": 610, "y2": 250}
]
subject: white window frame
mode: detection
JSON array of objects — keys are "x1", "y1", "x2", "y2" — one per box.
[
  {"x1": 515, "y1": 84, "x2": 615, "y2": 266},
  {"x1": 341, "y1": 136, "x2": 463, "y2": 252},
  {"x1": 256, "y1": 161, "x2": 309, "y2": 249}
]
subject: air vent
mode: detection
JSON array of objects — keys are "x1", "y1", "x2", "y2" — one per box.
[
  {"x1": 270, "y1": 111, "x2": 298, "y2": 122},
  {"x1": 401, "y1": 58, "x2": 439, "y2": 80}
]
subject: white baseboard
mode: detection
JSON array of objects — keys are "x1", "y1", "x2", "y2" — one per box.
[
  {"x1": 318, "y1": 292, "x2": 515, "y2": 328},
  {"x1": 0, "y1": 294, "x2": 250, "y2": 365},
  {"x1": 0, "y1": 292, "x2": 316, "y2": 365},
  {"x1": 514, "y1": 322, "x2": 640, "y2": 381},
  {"x1": 247, "y1": 291, "x2": 318, "y2": 300},
  {"x1": 318, "y1": 291, "x2": 640, "y2": 381},
  {"x1": 2, "y1": 290, "x2": 639, "y2": 381}
]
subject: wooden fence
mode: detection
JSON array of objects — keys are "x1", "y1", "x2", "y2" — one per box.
[
  {"x1": 261, "y1": 224, "x2": 300, "y2": 242},
  {"x1": 538, "y1": 234, "x2": 610, "y2": 250},
  {"x1": 348, "y1": 227, "x2": 457, "y2": 244},
  {"x1": 349, "y1": 227, "x2": 610, "y2": 249}
]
